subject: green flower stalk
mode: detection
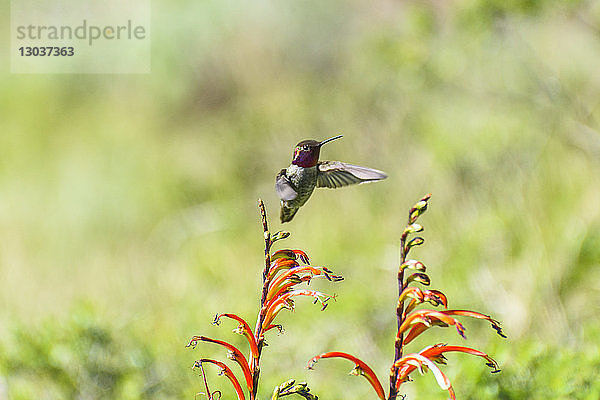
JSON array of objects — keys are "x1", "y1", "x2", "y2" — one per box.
[{"x1": 187, "y1": 199, "x2": 342, "y2": 399}]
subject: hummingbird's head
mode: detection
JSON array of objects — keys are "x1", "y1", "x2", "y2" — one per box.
[{"x1": 291, "y1": 135, "x2": 343, "y2": 167}]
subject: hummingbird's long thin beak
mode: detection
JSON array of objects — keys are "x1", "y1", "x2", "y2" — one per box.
[{"x1": 319, "y1": 134, "x2": 343, "y2": 147}]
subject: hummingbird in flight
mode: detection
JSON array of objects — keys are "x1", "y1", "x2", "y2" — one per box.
[{"x1": 275, "y1": 135, "x2": 387, "y2": 223}]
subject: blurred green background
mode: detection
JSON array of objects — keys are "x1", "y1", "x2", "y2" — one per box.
[{"x1": 2, "y1": 1, "x2": 600, "y2": 399}]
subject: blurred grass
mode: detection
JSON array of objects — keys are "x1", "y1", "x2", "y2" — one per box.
[{"x1": 1, "y1": 0, "x2": 600, "y2": 398}]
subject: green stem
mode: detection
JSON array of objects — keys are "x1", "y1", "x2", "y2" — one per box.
[
  {"x1": 389, "y1": 230, "x2": 408, "y2": 400},
  {"x1": 252, "y1": 199, "x2": 272, "y2": 399}
]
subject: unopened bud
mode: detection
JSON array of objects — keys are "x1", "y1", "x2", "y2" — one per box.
[
  {"x1": 403, "y1": 223, "x2": 424, "y2": 235},
  {"x1": 406, "y1": 272, "x2": 431, "y2": 286},
  {"x1": 409, "y1": 194, "x2": 431, "y2": 223},
  {"x1": 271, "y1": 231, "x2": 291, "y2": 242},
  {"x1": 404, "y1": 237, "x2": 424, "y2": 253},
  {"x1": 294, "y1": 382, "x2": 308, "y2": 390},
  {"x1": 400, "y1": 259, "x2": 426, "y2": 272},
  {"x1": 281, "y1": 379, "x2": 296, "y2": 390}
]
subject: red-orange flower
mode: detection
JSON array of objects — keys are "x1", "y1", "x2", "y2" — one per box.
[
  {"x1": 393, "y1": 352, "x2": 455, "y2": 399},
  {"x1": 213, "y1": 313, "x2": 259, "y2": 359},
  {"x1": 187, "y1": 336, "x2": 253, "y2": 394},
  {"x1": 193, "y1": 358, "x2": 246, "y2": 400},
  {"x1": 262, "y1": 289, "x2": 334, "y2": 329},
  {"x1": 308, "y1": 352, "x2": 386, "y2": 400},
  {"x1": 394, "y1": 344, "x2": 500, "y2": 398}
]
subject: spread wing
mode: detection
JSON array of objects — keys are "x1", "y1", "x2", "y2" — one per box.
[
  {"x1": 275, "y1": 169, "x2": 298, "y2": 201},
  {"x1": 317, "y1": 161, "x2": 387, "y2": 189}
]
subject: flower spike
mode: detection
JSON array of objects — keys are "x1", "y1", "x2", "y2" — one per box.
[
  {"x1": 188, "y1": 200, "x2": 343, "y2": 400},
  {"x1": 302, "y1": 194, "x2": 504, "y2": 400}
]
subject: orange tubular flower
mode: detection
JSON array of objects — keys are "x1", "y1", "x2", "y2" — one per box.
[
  {"x1": 400, "y1": 287, "x2": 448, "y2": 308},
  {"x1": 214, "y1": 314, "x2": 260, "y2": 360},
  {"x1": 193, "y1": 358, "x2": 246, "y2": 400},
  {"x1": 263, "y1": 323, "x2": 283, "y2": 334},
  {"x1": 397, "y1": 309, "x2": 467, "y2": 341},
  {"x1": 402, "y1": 309, "x2": 505, "y2": 345},
  {"x1": 266, "y1": 266, "x2": 325, "y2": 300},
  {"x1": 271, "y1": 249, "x2": 310, "y2": 264},
  {"x1": 271, "y1": 249, "x2": 298, "y2": 261},
  {"x1": 442, "y1": 310, "x2": 506, "y2": 338},
  {"x1": 266, "y1": 276, "x2": 312, "y2": 303},
  {"x1": 419, "y1": 344, "x2": 501, "y2": 372},
  {"x1": 398, "y1": 286, "x2": 425, "y2": 304},
  {"x1": 187, "y1": 336, "x2": 254, "y2": 394},
  {"x1": 262, "y1": 289, "x2": 332, "y2": 329},
  {"x1": 394, "y1": 353, "x2": 456, "y2": 399},
  {"x1": 394, "y1": 344, "x2": 500, "y2": 397},
  {"x1": 307, "y1": 352, "x2": 386, "y2": 400},
  {"x1": 424, "y1": 290, "x2": 448, "y2": 308},
  {"x1": 291, "y1": 249, "x2": 310, "y2": 263},
  {"x1": 267, "y1": 258, "x2": 299, "y2": 280},
  {"x1": 402, "y1": 323, "x2": 429, "y2": 346},
  {"x1": 403, "y1": 288, "x2": 449, "y2": 317}
]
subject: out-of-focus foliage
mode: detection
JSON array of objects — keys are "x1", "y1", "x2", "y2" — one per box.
[
  {"x1": 1, "y1": 0, "x2": 599, "y2": 398},
  {"x1": 0, "y1": 305, "x2": 188, "y2": 399}
]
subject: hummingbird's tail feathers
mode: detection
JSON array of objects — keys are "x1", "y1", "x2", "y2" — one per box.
[
  {"x1": 280, "y1": 204, "x2": 299, "y2": 223},
  {"x1": 316, "y1": 161, "x2": 387, "y2": 189}
]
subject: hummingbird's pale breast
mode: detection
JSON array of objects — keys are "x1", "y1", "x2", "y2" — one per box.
[{"x1": 283, "y1": 164, "x2": 318, "y2": 209}]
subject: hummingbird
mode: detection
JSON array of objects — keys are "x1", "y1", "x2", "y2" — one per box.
[{"x1": 275, "y1": 135, "x2": 387, "y2": 223}]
